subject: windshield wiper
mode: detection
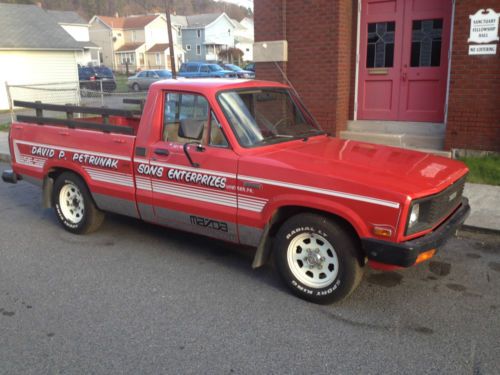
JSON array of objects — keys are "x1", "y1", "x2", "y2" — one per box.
[{"x1": 254, "y1": 134, "x2": 297, "y2": 145}]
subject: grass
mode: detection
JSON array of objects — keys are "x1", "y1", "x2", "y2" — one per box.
[
  {"x1": 115, "y1": 73, "x2": 130, "y2": 92},
  {"x1": 0, "y1": 122, "x2": 10, "y2": 132},
  {"x1": 459, "y1": 155, "x2": 500, "y2": 186}
]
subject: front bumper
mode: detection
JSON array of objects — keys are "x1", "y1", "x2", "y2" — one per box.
[{"x1": 362, "y1": 197, "x2": 470, "y2": 267}]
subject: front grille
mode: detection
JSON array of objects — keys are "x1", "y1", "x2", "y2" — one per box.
[
  {"x1": 425, "y1": 176, "x2": 465, "y2": 224},
  {"x1": 406, "y1": 176, "x2": 466, "y2": 235}
]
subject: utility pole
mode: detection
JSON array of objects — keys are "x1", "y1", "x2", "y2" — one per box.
[{"x1": 166, "y1": 0, "x2": 177, "y2": 78}]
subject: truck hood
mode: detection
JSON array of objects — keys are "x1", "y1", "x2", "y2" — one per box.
[{"x1": 246, "y1": 136, "x2": 468, "y2": 198}]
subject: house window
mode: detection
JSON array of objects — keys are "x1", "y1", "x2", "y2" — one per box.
[
  {"x1": 177, "y1": 28, "x2": 181, "y2": 36},
  {"x1": 186, "y1": 44, "x2": 191, "y2": 51},
  {"x1": 120, "y1": 53, "x2": 135, "y2": 64},
  {"x1": 132, "y1": 30, "x2": 137, "y2": 42},
  {"x1": 196, "y1": 45, "x2": 201, "y2": 55},
  {"x1": 155, "y1": 52, "x2": 162, "y2": 66},
  {"x1": 197, "y1": 29, "x2": 201, "y2": 38}
]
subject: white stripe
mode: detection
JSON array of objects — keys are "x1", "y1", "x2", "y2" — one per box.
[
  {"x1": 238, "y1": 175, "x2": 400, "y2": 209},
  {"x1": 152, "y1": 183, "x2": 237, "y2": 208},
  {"x1": 14, "y1": 140, "x2": 131, "y2": 161},
  {"x1": 152, "y1": 179, "x2": 237, "y2": 199},
  {"x1": 85, "y1": 170, "x2": 133, "y2": 184},
  {"x1": 152, "y1": 181, "x2": 237, "y2": 205},
  {"x1": 239, "y1": 195, "x2": 268, "y2": 203}
]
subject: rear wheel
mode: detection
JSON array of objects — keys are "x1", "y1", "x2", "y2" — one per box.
[
  {"x1": 53, "y1": 172, "x2": 104, "y2": 234},
  {"x1": 273, "y1": 213, "x2": 364, "y2": 304}
]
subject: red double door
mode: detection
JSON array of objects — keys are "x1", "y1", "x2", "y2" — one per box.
[{"x1": 357, "y1": 0, "x2": 452, "y2": 122}]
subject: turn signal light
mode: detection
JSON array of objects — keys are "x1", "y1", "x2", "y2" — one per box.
[
  {"x1": 415, "y1": 249, "x2": 436, "y2": 264},
  {"x1": 373, "y1": 226, "x2": 392, "y2": 237}
]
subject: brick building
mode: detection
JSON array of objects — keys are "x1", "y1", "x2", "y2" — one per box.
[{"x1": 254, "y1": 0, "x2": 500, "y2": 153}]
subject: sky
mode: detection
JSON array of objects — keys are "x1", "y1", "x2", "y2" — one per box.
[{"x1": 214, "y1": 0, "x2": 253, "y2": 11}]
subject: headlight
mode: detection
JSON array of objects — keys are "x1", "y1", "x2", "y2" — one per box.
[{"x1": 408, "y1": 203, "x2": 420, "y2": 228}]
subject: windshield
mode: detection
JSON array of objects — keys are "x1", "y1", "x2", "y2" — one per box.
[
  {"x1": 155, "y1": 70, "x2": 171, "y2": 77},
  {"x1": 208, "y1": 64, "x2": 223, "y2": 72},
  {"x1": 218, "y1": 88, "x2": 323, "y2": 147},
  {"x1": 225, "y1": 64, "x2": 242, "y2": 71}
]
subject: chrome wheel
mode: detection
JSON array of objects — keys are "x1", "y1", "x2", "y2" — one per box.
[
  {"x1": 287, "y1": 232, "x2": 339, "y2": 289},
  {"x1": 59, "y1": 183, "x2": 85, "y2": 224}
]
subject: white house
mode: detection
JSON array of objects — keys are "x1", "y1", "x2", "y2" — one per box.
[
  {"x1": 233, "y1": 17, "x2": 254, "y2": 61},
  {"x1": 89, "y1": 14, "x2": 184, "y2": 72},
  {"x1": 0, "y1": 3, "x2": 83, "y2": 110},
  {"x1": 47, "y1": 10, "x2": 100, "y2": 66}
]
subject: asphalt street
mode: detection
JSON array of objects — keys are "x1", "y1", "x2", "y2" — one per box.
[{"x1": 0, "y1": 163, "x2": 499, "y2": 374}]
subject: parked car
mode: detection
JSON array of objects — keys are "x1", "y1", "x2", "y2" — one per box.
[
  {"x1": 127, "y1": 70, "x2": 173, "y2": 91},
  {"x1": 78, "y1": 66, "x2": 116, "y2": 92},
  {"x1": 178, "y1": 62, "x2": 237, "y2": 78},
  {"x1": 221, "y1": 64, "x2": 255, "y2": 79},
  {"x1": 244, "y1": 62, "x2": 255, "y2": 72},
  {"x1": 78, "y1": 66, "x2": 97, "y2": 90}
]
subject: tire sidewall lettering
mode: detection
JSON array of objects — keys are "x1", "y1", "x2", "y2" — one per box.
[
  {"x1": 285, "y1": 225, "x2": 342, "y2": 297},
  {"x1": 55, "y1": 180, "x2": 84, "y2": 230}
]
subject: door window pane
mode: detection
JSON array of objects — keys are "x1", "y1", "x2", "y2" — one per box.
[
  {"x1": 410, "y1": 19, "x2": 442, "y2": 67},
  {"x1": 366, "y1": 21, "x2": 395, "y2": 68},
  {"x1": 163, "y1": 93, "x2": 209, "y2": 143}
]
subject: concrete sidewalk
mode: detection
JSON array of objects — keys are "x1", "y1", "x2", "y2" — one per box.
[{"x1": 0, "y1": 130, "x2": 499, "y2": 233}]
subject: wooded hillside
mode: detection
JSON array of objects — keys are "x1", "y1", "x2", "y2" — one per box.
[{"x1": 0, "y1": 0, "x2": 252, "y2": 21}]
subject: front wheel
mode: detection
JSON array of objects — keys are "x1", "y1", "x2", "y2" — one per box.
[
  {"x1": 132, "y1": 83, "x2": 140, "y2": 92},
  {"x1": 273, "y1": 213, "x2": 364, "y2": 304},
  {"x1": 53, "y1": 172, "x2": 104, "y2": 234}
]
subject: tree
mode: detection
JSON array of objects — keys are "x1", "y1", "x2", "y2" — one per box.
[{"x1": 218, "y1": 47, "x2": 244, "y2": 65}]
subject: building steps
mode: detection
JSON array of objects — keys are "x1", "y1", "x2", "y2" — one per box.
[{"x1": 340, "y1": 120, "x2": 449, "y2": 157}]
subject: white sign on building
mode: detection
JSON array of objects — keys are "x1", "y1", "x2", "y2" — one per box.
[
  {"x1": 469, "y1": 44, "x2": 497, "y2": 55},
  {"x1": 468, "y1": 8, "x2": 499, "y2": 44}
]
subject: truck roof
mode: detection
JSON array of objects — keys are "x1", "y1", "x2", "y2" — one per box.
[{"x1": 150, "y1": 78, "x2": 289, "y2": 93}]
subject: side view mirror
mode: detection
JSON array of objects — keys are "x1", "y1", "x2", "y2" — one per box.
[{"x1": 179, "y1": 119, "x2": 204, "y2": 140}]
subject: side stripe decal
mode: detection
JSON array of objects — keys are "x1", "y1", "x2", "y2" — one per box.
[{"x1": 238, "y1": 175, "x2": 400, "y2": 209}]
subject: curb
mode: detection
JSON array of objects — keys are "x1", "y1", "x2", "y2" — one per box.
[{"x1": 460, "y1": 225, "x2": 500, "y2": 237}]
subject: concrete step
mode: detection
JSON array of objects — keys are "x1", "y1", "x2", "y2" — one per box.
[
  {"x1": 402, "y1": 134, "x2": 444, "y2": 150},
  {"x1": 340, "y1": 130, "x2": 404, "y2": 147},
  {"x1": 347, "y1": 120, "x2": 445, "y2": 136},
  {"x1": 340, "y1": 130, "x2": 450, "y2": 158}
]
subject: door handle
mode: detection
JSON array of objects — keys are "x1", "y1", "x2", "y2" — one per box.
[
  {"x1": 58, "y1": 131, "x2": 69, "y2": 136},
  {"x1": 113, "y1": 138, "x2": 125, "y2": 144},
  {"x1": 154, "y1": 148, "x2": 169, "y2": 156}
]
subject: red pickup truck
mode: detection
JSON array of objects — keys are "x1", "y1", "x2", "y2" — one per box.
[{"x1": 2, "y1": 79, "x2": 470, "y2": 304}]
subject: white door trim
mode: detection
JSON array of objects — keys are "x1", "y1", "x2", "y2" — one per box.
[
  {"x1": 353, "y1": 0, "x2": 362, "y2": 120},
  {"x1": 444, "y1": 0, "x2": 456, "y2": 125}
]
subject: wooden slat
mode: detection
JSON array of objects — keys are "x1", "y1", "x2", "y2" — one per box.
[{"x1": 16, "y1": 115, "x2": 135, "y2": 135}]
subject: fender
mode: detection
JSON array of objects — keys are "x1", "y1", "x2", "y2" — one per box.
[
  {"x1": 251, "y1": 194, "x2": 390, "y2": 268},
  {"x1": 42, "y1": 159, "x2": 94, "y2": 208}
]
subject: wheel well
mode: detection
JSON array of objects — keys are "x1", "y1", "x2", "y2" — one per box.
[
  {"x1": 43, "y1": 168, "x2": 88, "y2": 208},
  {"x1": 267, "y1": 206, "x2": 364, "y2": 264}
]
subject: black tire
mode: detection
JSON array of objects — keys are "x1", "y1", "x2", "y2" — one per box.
[
  {"x1": 132, "y1": 83, "x2": 140, "y2": 92},
  {"x1": 273, "y1": 213, "x2": 364, "y2": 304},
  {"x1": 52, "y1": 172, "x2": 105, "y2": 234}
]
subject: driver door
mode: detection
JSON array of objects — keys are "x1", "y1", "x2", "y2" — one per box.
[{"x1": 148, "y1": 91, "x2": 239, "y2": 242}]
